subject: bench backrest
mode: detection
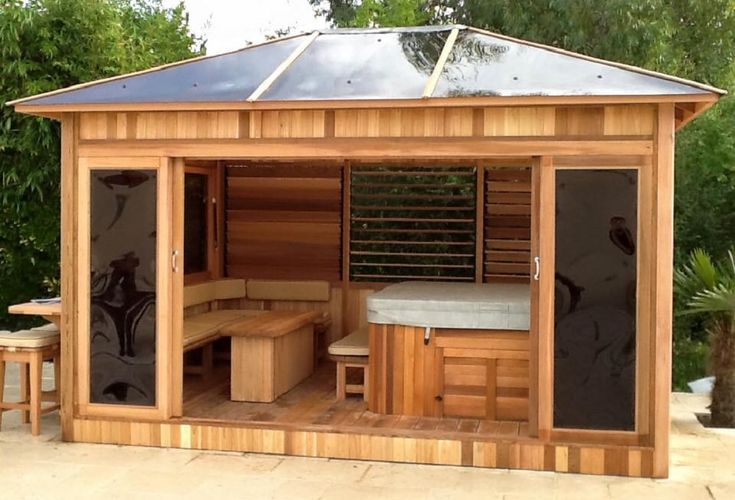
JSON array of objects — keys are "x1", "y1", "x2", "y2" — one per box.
[
  {"x1": 246, "y1": 279, "x2": 330, "y2": 302},
  {"x1": 183, "y1": 278, "x2": 247, "y2": 309}
]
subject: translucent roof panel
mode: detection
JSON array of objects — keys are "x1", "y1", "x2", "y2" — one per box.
[
  {"x1": 261, "y1": 30, "x2": 449, "y2": 100},
  {"x1": 432, "y1": 30, "x2": 710, "y2": 97},
  {"x1": 28, "y1": 36, "x2": 305, "y2": 105}
]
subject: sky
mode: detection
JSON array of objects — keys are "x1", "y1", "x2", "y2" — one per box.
[{"x1": 162, "y1": 0, "x2": 331, "y2": 54}]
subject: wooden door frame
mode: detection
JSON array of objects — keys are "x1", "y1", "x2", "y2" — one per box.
[
  {"x1": 76, "y1": 156, "x2": 173, "y2": 420},
  {"x1": 536, "y1": 157, "x2": 654, "y2": 446}
]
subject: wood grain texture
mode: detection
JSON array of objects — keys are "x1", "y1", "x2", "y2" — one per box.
[
  {"x1": 369, "y1": 325, "x2": 530, "y2": 420},
  {"x1": 230, "y1": 324, "x2": 313, "y2": 403},
  {"x1": 77, "y1": 106, "x2": 656, "y2": 141},
  {"x1": 59, "y1": 113, "x2": 78, "y2": 439},
  {"x1": 225, "y1": 164, "x2": 341, "y2": 281},
  {"x1": 68, "y1": 414, "x2": 656, "y2": 477},
  {"x1": 484, "y1": 166, "x2": 532, "y2": 282},
  {"x1": 652, "y1": 103, "x2": 675, "y2": 478}
]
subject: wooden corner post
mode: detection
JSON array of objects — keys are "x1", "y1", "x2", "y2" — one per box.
[
  {"x1": 59, "y1": 112, "x2": 79, "y2": 440},
  {"x1": 652, "y1": 103, "x2": 675, "y2": 478}
]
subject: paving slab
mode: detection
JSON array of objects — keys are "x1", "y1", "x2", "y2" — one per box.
[{"x1": 1, "y1": 360, "x2": 734, "y2": 499}]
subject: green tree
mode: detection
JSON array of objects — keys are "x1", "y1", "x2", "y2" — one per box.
[{"x1": 0, "y1": 0, "x2": 203, "y2": 330}]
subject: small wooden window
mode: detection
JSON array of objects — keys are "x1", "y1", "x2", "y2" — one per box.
[
  {"x1": 184, "y1": 166, "x2": 217, "y2": 283},
  {"x1": 349, "y1": 164, "x2": 477, "y2": 282}
]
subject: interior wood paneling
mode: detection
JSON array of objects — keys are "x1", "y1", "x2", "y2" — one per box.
[{"x1": 225, "y1": 163, "x2": 342, "y2": 281}]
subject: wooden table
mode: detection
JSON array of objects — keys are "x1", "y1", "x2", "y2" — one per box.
[
  {"x1": 8, "y1": 301, "x2": 62, "y2": 328},
  {"x1": 220, "y1": 310, "x2": 318, "y2": 403}
]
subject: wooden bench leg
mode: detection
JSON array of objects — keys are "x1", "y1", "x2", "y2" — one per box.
[
  {"x1": 20, "y1": 362, "x2": 30, "y2": 424},
  {"x1": 53, "y1": 353, "x2": 61, "y2": 405},
  {"x1": 30, "y1": 351, "x2": 42, "y2": 436},
  {"x1": 336, "y1": 361, "x2": 346, "y2": 401},
  {"x1": 0, "y1": 358, "x2": 5, "y2": 430}
]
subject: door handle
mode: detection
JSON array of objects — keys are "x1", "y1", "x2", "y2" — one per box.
[
  {"x1": 533, "y1": 256, "x2": 540, "y2": 281},
  {"x1": 172, "y1": 250, "x2": 179, "y2": 273}
]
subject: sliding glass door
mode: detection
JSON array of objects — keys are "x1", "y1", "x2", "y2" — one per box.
[
  {"x1": 77, "y1": 157, "x2": 172, "y2": 419},
  {"x1": 552, "y1": 168, "x2": 638, "y2": 431}
]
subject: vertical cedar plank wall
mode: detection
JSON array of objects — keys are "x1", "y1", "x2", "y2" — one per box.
[
  {"x1": 64, "y1": 103, "x2": 666, "y2": 477},
  {"x1": 77, "y1": 105, "x2": 655, "y2": 140}
]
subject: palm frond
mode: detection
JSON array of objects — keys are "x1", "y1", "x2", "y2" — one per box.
[
  {"x1": 687, "y1": 285, "x2": 735, "y2": 315},
  {"x1": 674, "y1": 248, "x2": 717, "y2": 302}
]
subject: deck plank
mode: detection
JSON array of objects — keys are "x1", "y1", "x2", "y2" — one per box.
[{"x1": 183, "y1": 361, "x2": 529, "y2": 440}]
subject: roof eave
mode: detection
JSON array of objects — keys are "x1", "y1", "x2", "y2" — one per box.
[{"x1": 12, "y1": 93, "x2": 721, "y2": 118}]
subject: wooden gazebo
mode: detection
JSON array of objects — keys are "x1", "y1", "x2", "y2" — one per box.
[{"x1": 8, "y1": 25, "x2": 723, "y2": 478}]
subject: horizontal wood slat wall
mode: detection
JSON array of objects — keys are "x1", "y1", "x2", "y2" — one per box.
[
  {"x1": 484, "y1": 167, "x2": 532, "y2": 283},
  {"x1": 225, "y1": 163, "x2": 341, "y2": 281},
  {"x1": 78, "y1": 105, "x2": 655, "y2": 141},
  {"x1": 70, "y1": 417, "x2": 656, "y2": 477}
]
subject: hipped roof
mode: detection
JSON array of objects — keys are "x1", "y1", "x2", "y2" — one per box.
[{"x1": 9, "y1": 25, "x2": 724, "y2": 119}]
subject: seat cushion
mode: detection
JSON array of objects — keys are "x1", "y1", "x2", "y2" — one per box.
[
  {"x1": 215, "y1": 279, "x2": 247, "y2": 301},
  {"x1": 247, "y1": 279, "x2": 330, "y2": 302},
  {"x1": 0, "y1": 329, "x2": 60, "y2": 349},
  {"x1": 328, "y1": 328, "x2": 369, "y2": 357},
  {"x1": 183, "y1": 309, "x2": 264, "y2": 348},
  {"x1": 183, "y1": 281, "x2": 216, "y2": 308},
  {"x1": 31, "y1": 323, "x2": 59, "y2": 332}
]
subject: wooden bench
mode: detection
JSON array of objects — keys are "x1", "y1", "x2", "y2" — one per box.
[
  {"x1": 183, "y1": 278, "x2": 333, "y2": 377},
  {"x1": 183, "y1": 279, "x2": 261, "y2": 376},
  {"x1": 328, "y1": 328, "x2": 369, "y2": 401}
]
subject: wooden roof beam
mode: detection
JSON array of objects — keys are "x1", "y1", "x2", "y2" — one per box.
[
  {"x1": 246, "y1": 31, "x2": 320, "y2": 102},
  {"x1": 423, "y1": 28, "x2": 460, "y2": 98}
]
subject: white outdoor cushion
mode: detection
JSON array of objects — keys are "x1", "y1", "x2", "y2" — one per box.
[
  {"x1": 328, "y1": 329, "x2": 369, "y2": 357},
  {"x1": 31, "y1": 323, "x2": 59, "y2": 332},
  {"x1": 0, "y1": 329, "x2": 60, "y2": 349}
]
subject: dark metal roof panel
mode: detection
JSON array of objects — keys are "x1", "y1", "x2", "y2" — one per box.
[
  {"x1": 27, "y1": 36, "x2": 305, "y2": 105},
  {"x1": 11, "y1": 26, "x2": 721, "y2": 107},
  {"x1": 433, "y1": 31, "x2": 709, "y2": 97},
  {"x1": 261, "y1": 31, "x2": 448, "y2": 100}
]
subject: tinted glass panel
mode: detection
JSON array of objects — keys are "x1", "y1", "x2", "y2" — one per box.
[
  {"x1": 554, "y1": 169, "x2": 637, "y2": 430},
  {"x1": 184, "y1": 173, "x2": 208, "y2": 274},
  {"x1": 32, "y1": 37, "x2": 303, "y2": 104},
  {"x1": 90, "y1": 170, "x2": 157, "y2": 406},
  {"x1": 433, "y1": 31, "x2": 707, "y2": 97},
  {"x1": 263, "y1": 31, "x2": 447, "y2": 100}
]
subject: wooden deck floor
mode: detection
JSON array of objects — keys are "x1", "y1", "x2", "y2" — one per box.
[{"x1": 182, "y1": 361, "x2": 529, "y2": 441}]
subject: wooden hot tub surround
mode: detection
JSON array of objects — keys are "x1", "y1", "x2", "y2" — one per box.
[{"x1": 368, "y1": 324, "x2": 530, "y2": 421}]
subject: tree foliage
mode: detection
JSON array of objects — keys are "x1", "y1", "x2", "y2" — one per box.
[{"x1": 0, "y1": 0, "x2": 203, "y2": 329}]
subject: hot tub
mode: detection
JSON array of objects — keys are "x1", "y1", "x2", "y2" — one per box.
[{"x1": 367, "y1": 282, "x2": 531, "y2": 420}]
